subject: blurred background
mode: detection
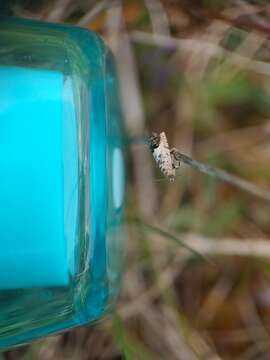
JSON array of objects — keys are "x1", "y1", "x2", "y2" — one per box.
[{"x1": 2, "y1": 0, "x2": 270, "y2": 359}]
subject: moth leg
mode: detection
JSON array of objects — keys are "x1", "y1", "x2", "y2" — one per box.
[{"x1": 170, "y1": 148, "x2": 181, "y2": 169}]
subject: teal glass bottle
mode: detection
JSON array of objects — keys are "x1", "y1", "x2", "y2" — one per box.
[{"x1": 0, "y1": 17, "x2": 125, "y2": 349}]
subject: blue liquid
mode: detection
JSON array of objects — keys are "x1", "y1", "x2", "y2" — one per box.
[
  {"x1": 0, "y1": 17, "x2": 124, "y2": 350},
  {"x1": 0, "y1": 65, "x2": 79, "y2": 345},
  {"x1": 0, "y1": 66, "x2": 72, "y2": 288}
]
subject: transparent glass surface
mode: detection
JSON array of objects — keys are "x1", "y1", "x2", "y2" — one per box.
[{"x1": 0, "y1": 17, "x2": 125, "y2": 349}]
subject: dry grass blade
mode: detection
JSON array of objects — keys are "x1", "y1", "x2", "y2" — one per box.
[
  {"x1": 144, "y1": 0, "x2": 170, "y2": 36},
  {"x1": 130, "y1": 31, "x2": 270, "y2": 76},
  {"x1": 176, "y1": 234, "x2": 270, "y2": 259},
  {"x1": 77, "y1": 0, "x2": 111, "y2": 27},
  {"x1": 105, "y1": 1, "x2": 158, "y2": 219},
  {"x1": 237, "y1": 295, "x2": 270, "y2": 359},
  {"x1": 134, "y1": 218, "x2": 212, "y2": 263},
  {"x1": 172, "y1": 150, "x2": 270, "y2": 203},
  {"x1": 45, "y1": 0, "x2": 73, "y2": 22}
]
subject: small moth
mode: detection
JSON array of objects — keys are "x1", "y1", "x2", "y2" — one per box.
[{"x1": 149, "y1": 132, "x2": 180, "y2": 182}]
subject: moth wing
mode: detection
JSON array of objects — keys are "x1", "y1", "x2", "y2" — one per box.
[{"x1": 153, "y1": 146, "x2": 175, "y2": 179}]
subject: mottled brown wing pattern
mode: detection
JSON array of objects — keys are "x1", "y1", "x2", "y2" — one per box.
[{"x1": 149, "y1": 132, "x2": 178, "y2": 181}]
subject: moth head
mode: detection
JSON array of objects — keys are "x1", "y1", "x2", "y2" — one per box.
[{"x1": 149, "y1": 132, "x2": 160, "y2": 153}]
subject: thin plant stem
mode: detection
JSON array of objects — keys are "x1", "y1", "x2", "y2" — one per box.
[
  {"x1": 131, "y1": 218, "x2": 213, "y2": 264},
  {"x1": 173, "y1": 150, "x2": 270, "y2": 203},
  {"x1": 131, "y1": 134, "x2": 270, "y2": 203}
]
